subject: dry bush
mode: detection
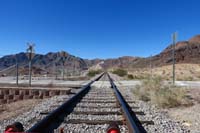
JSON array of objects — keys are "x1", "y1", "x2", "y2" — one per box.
[
  {"x1": 127, "y1": 74, "x2": 134, "y2": 80},
  {"x1": 162, "y1": 70, "x2": 166, "y2": 75},
  {"x1": 134, "y1": 84, "x2": 150, "y2": 101},
  {"x1": 185, "y1": 76, "x2": 194, "y2": 81},
  {"x1": 133, "y1": 76, "x2": 191, "y2": 108},
  {"x1": 112, "y1": 69, "x2": 127, "y2": 77},
  {"x1": 87, "y1": 69, "x2": 102, "y2": 77},
  {"x1": 47, "y1": 81, "x2": 54, "y2": 87},
  {"x1": 0, "y1": 104, "x2": 7, "y2": 113},
  {"x1": 151, "y1": 86, "x2": 187, "y2": 108}
]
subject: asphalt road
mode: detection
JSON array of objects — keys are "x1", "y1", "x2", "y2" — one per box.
[{"x1": 0, "y1": 77, "x2": 200, "y2": 88}]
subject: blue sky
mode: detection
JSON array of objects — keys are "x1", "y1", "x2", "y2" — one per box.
[{"x1": 0, "y1": 0, "x2": 199, "y2": 59}]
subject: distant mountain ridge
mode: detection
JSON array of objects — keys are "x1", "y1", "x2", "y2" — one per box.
[
  {"x1": 1, "y1": 34, "x2": 200, "y2": 75},
  {"x1": 0, "y1": 52, "x2": 89, "y2": 75},
  {"x1": 150, "y1": 34, "x2": 200, "y2": 66}
]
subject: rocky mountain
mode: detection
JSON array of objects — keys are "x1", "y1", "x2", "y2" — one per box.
[
  {"x1": 97, "y1": 56, "x2": 140, "y2": 69},
  {"x1": 149, "y1": 35, "x2": 200, "y2": 67},
  {"x1": 124, "y1": 34, "x2": 200, "y2": 69},
  {"x1": 0, "y1": 52, "x2": 140, "y2": 75},
  {"x1": 0, "y1": 52, "x2": 89, "y2": 75},
  {"x1": 0, "y1": 34, "x2": 200, "y2": 75}
]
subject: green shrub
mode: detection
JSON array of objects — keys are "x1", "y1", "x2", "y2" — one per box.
[
  {"x1": 112, "y1": 69, "x2": 127, "y2": 77},
  {"x1": 87, "y1": 69, "x2": 102, "y2": 77},
  {"x1": 132, "y1": 76, "x2": 191, "y2": 108},
  {"x1": 186, "y1": 76, "x2": 193, "y2": 81},
  {"x1": 127, "y1": 74, "x2": 134, "y2": 79}
]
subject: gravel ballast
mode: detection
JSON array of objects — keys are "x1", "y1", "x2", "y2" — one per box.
[
  {"x1": 0, "y1": 78, "x2": 193, "y2": 133},
  {"x1": 116, "y1": 82, "x2": 191, "y2": 133},
  {"x1": 0, "y1": 95, "x2": 70, "y2": 132}
]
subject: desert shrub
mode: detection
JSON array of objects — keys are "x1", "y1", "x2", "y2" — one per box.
[
  {"x1": 162, "y1": 70, "x2": 166, "y2": 75},
  {"x1": 133, "y1": 84, "x2": 150, "y2": 101},
  {"x1": 133, "y1": 76, "x2": 190, "y2": 108},
  {"x1": 151, "y1": 86, "x2": 186, "y2": 108},
  {"x1": 127, "y1": 74, "x2": 134, "y2": 79},
  {"x1": 87, "y1": 69, "x2": 102, "y2": 77},
  {"x1": 0, "y1": 105, "x2": 7, "y2": 112},
  {"x1": 112, "y1": 69, "x2": 127, "y2": 77},
  {"x1": 185, "y1": 76, "x2": 193, "y2": 81},
  {"x1": 190, "y1": 70, "x2": 194, "y2": 74},
  {"x1": 47, "y1": 82, "x2": 54, "y2": 87}
]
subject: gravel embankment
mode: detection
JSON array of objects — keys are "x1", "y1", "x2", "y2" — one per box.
[
  {"x1": 117, "y1": 83, "x2": 190, "y2": 133},
  {"x1": 0, "y1": 95, "x2": 71, "y2": 132}
]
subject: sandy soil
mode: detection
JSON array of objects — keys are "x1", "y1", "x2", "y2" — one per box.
[
  {"x1": 0, "y1": 99, "x2": 42, "y2": 121},
  {"x1": 129, "y1": 63, "x2": 200, "y2": 81}
]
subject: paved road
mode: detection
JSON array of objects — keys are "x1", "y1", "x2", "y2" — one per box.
[
  {"x1": 1, "y1": 77, "x2": 200, "y2": 88},
  {"x1": 0, "y1": 77, "x2": 89, "y2": 86}
]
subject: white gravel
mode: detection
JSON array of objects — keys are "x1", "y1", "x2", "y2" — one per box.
[
  {"x1": 66, "y1": 114, "x2": 123, "y2": 121},
  {"x1": 0, "y1": 95, "x2": 70, "y2": 132},
  {"x1": 59, "y1": 85, "x2": 128, "y2": 132},
  {"x1": 117, "y1": 84, "x2": 190, "y2": 133},
  {"x1": 55, "y1": 123, "x2": 128, "y2": 133},
  {"x1": 74, "y1": 107, "x2": 120, "y2": 112}
]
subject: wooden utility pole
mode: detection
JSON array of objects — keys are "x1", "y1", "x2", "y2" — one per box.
[
  {"x1": 59, "y1": 51, "x2": 67, "y2": 80},
  {"x1": 172, "y1": 32, "x2": 177, "y2": 85},
  {"x1": 27, "y1": 43, "x2": 35, "y2": 87},
  {"x1": 16, "y1": 57, "x2": 19, "y2": 86},
  {"x1": 150, "y1": 54, "x2": 153, "y2": 78}
]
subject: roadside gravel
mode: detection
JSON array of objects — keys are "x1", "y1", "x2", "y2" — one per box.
[
  {"x1": 0, "y1": 95, "x2": 70, "y2": 132},
  {"x1": 118, "y1": 85, "x2": 190, "y2": 133}
]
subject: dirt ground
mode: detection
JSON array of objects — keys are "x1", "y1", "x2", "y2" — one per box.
[
  {"x1": 167, "y1": 88, "x2": 200, "y2": 132},
  {"x1": 129, "y1": 63, "x2": 200, "y2": 81},
  {"x1": 0, "y1": 99, "x2": 42, "y2": 121}
]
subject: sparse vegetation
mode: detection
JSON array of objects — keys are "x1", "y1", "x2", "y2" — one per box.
[
  {"x1": 128, "y1": 64, "x2": 200, "y2": 81},
  {"x1": 185, "y1": 76, "x2": 194, "y2": 81},
  {"x1": 133, "y1": 76, "x2": 192, "y2": 108},
  {"x1": 112, "y1": 68, "x2": 127, "y2": 77},
  {"x1": 47, "y1": 81, "x2": 54, "y2": 87},
  {"x1": 87, "y1": 69, "x2": 102, "y2": 77},
  {"x1": 0, "y1": 105, "x2": 7, "y2": 113},
  {"x1": 127, "y1": 74, "x2": 134, "y2": 79}
]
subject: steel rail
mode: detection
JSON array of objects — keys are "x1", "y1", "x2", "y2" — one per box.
[
  {"x1": 107, "y1": 73, "x2": 144, "y2": 133},
  {"x1": 27, "y1": 73, "x2": 104, "y2": 133}
]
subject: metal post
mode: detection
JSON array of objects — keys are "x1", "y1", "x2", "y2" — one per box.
[
  {"x1": 62, "y1": 59, "x2": 64, "y2": 80},
  {"x1": 27, "y1": 43, "x2": 35, "y2": 87},
  {"x1": 29, "y1": 58, "x2": 32, "y2": 86},
  {"x1": 16, "y1": 62, "x2": 19, "y2": 86},
  {"x1": 150, "y1": 54, "x2": 152, "y2": 79},
  {"x1": 60, "y1": 51, "x2": 67, "y2": 80},
  {"x1": 172, "y1": 32, "x2": 177, "y2": 85},
  {"x1": 73, "y1": 61, "x2": 75, "y2": 76}
]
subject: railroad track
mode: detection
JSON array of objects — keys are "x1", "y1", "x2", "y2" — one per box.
[{"x1": 26, "y1": 73, "x2": 151, "y2": 133}]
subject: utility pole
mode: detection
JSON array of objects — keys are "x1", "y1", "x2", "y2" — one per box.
[
  {"x1": 16, "y1": 56, "x2": 19, "y2": 86},
  {"x1": 54, "y1": 63, "x2": 57, "y2": 80},
  {"x1": 60, "y1": 51, "x2": 67, "y2": 80},
  {"x1": 27, "y1": 43, "x2": 35, "y2": 87},
  {"x1": 172, "y1": 32, "x2": 177, "y2": 85},
  {"x1": 73, "y1": 61, "x2": 76, "y2": 76},
  {"x1": 55, "y1": 53, "x2": 59, "y2": 80},
  {"x1": 150, "y1": 54, "x2": 153, "y2": 79}
]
